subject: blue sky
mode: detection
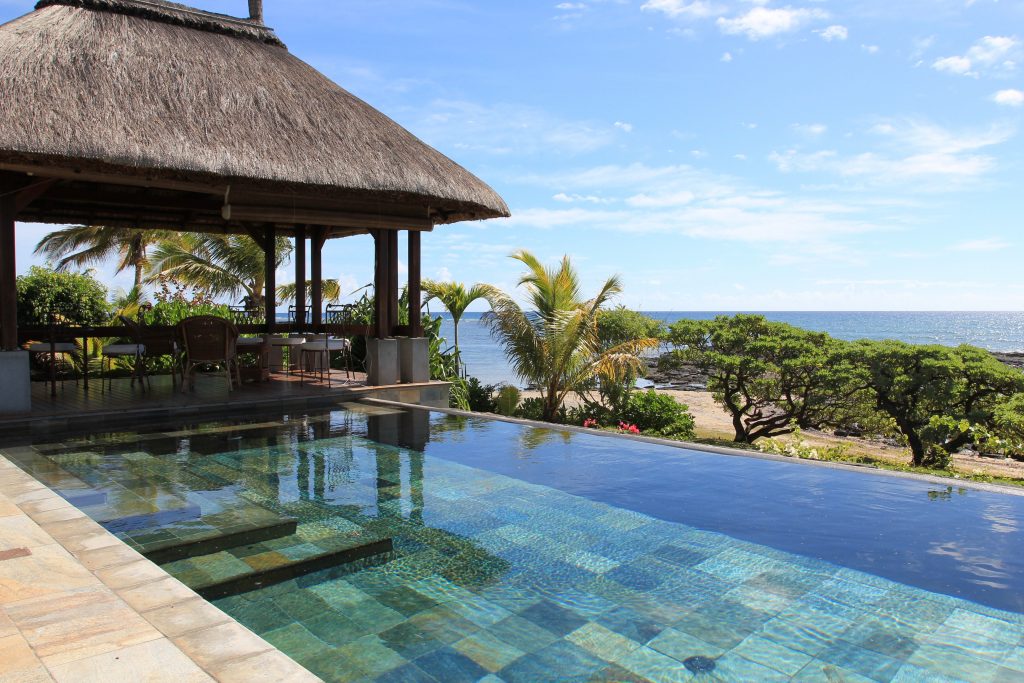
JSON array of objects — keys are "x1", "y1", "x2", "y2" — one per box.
[{"x1": 5, "y1": 0, "x2": 1024, "y2": 310}]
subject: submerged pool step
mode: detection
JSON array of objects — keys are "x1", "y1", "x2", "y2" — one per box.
[
  {"x1": 138, "y1": 517, "x2": 300, "y2": 565},
  {"x1": 158, "y1": 523, "x2": 395, "y2": 600},
  {"x1": 188, "y1": 537, "x2": 394, "y2": 600}
]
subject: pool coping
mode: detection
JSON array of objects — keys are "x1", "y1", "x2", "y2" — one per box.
[
  {"x1": 363, "y1": 398, "x2": 1024, "y2": 498},
  {"x1": 0, "y1": 452, "x2": 322, "y2": 683}
]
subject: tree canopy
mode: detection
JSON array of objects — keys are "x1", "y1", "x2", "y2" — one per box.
[{"x1": 16, "y1": 266, "x2": 109, "y2": 327}]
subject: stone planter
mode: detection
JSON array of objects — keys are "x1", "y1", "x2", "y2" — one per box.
[
  {"x1": 398, "y1": 337, "x2": 429, "y2": 384},
  {"x1": 0, "y1": 351, "x2": 31, "y2": 414},
  {"x1": 365, "y1": 337, "x2": 399, "y2": 386}
]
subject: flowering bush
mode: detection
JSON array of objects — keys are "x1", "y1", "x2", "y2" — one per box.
[
  {"x1": 618, "y1": 421, "x2": 641, "y2": 435},
  {"x1": 583, "y1": 418, "x2": 599, "y2": 429}
]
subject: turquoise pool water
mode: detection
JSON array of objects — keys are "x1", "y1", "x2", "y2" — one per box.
[{"x1": 4, "y1": 404, "x2": 1024, "y2": 682}]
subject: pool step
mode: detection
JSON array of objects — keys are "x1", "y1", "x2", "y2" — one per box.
[
  {"x1": 138, "y1": 517, "x2": 300, "y2": 565},
  {"x1": 93, "y1": 502, "x2": 203, "y2": 534},
  {"x1": 158, "y1": 524, "x2": 395, "y2": 600},
  {"x1": 188, "y1": 537, "x2": 394, "y2": 600}
]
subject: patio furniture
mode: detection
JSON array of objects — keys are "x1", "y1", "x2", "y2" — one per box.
[
  {"x1": 287, "y1": 305, "x2": 311, "y2": 326},
  {"x1": 325, "y1": 303, "x2": 357, "y2": 325},
  {"x1": 100, "y1": 315, "x2": 148, "y2": 393},
  {"x1": 236, "y1": 335, "x2": 271, "y2": 382},
  {"x1": 138, "y1": 325, "x2": 183, "y2": 388},
  {"x1": 27, "y1": 337, "x2": 80, "y2": 397},
  {"x1": 299, "y1": 338, "x2": 352, "y2": 387},
  {"x1": 269, "y1": 336, "x2": 305, "y2": 375},
  {"x1": 178, "y1": 316, "x2": 240, "y2": 393}
]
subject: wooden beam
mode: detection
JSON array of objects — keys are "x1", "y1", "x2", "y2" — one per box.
[
  {"x1": 408, "y1": 231, "x2": 423, "y2": 338},
  {"x1": 0, "y1": 194, "x2": 16, "y2": 351},
  {"x1": 387, "y1": 230, "x2": 399, "y2": 336},
  {"x1": 264, "y1": 225, "x2": 276, "y2": 334},
  {"x1": 294, "y1": 225, "x2": 307, "y2": 332},
  {"x1": 311, "y1": 227, "x2": 325, "y2": 330},
  {"x1": 243, "y1": 226, "x2": 268, "y2": 252},
  {"x1": 220, "y1": 205, "x2": 434, "y2": 231},
  {"x1": 373, "y1": 230, "x2": 388, "y2": 339},
  {"x1": 14, "y1": 179, "x2": 58, "y2": 213}
]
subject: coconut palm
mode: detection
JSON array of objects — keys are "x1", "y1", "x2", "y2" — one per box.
[
  {"x1": 146, "y1": 233, "x2": 292, "y2": 310},
  {"x1": 277, "y1": 279, "x2": 344, "y2": 306},
  {"x1": 483, "y1": 250, "x2": 659, "y2": 421},
  {"x1": 422, "y1": 279, "x2": 492, "y2": 374},
  {"x1": 35, "y1": 226, "x2": 166, "y2": 290}
]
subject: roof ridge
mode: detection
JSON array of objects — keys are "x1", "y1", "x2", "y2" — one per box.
[{"x1": 35, "y1": 0, "x2": 286, "y2": 47}]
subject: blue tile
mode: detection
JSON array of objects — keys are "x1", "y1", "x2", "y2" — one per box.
[{"x1": 414, "y1": 646, "x2": 489, "y2": 683}]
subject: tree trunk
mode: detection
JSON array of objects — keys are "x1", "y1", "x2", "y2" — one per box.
[
  {"x1": 732, "y1": 413, "x2": 749, "y2": 443},
  {"x1": 133, "y1": 262, "x2": 143, "y2": 291},
  {"x1": 905, "y1": 429, "x2": 925, "y2": 466},
  {"x1": 453, "y1": 320, "x2": 460, "y2": 376}
]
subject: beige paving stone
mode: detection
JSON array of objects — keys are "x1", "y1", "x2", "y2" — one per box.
[
  {"x1": 8, "y1": 587, "x2": 162, "y2": 667},
  {"x1": 0, "y1": 496, "x2": 21, "y2": 517},
  {"x1": 0, "y1": 516, "x2": 56, "y2": 552},
  {"x1": 47, "y1": 636, "x2": 214, "y2": 683},
  {"x1": 39, "y1": 515, "x2": 105, "y2": 543},
  {"x1": 0, "y1": 632, "x2": 52, "y2": 682},
  {"x1": 75, "y1": 538, "x2": 141, "y2": 567},
  {"x1": 96, "y1": 559, "x2": 171, "y2": 590},
  {"x1": 20, "y1": 496, "x2": 75, "y2": 517},
  {"x1": 0, "y1": 607, "x2": 18, "y2": 637},
  {"x1": 0, "y1": 544, "x2": 101, "y2": 605},
  {"x1": 173, "y1": 621, "x2": 274, "y2": 671},
  {"x1": 211, "y1": 649, "x2": 320, "y2": 683},
  {"x1": 116, "y1": 576, "x2": 199, "y2": 612},
  {"x1": 10, "y1": 488, "x2": 53, "y2": 506},
  {"x1": 142, "y1": 597, "x2": 233, "y2": 638},
  {"x1": 28, "y1": 506, "x2": 84, "y2": 525}
]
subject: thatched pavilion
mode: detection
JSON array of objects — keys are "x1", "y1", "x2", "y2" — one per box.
[{"x1": 0, "y1": 0, "x2": 508, "y2": 411}]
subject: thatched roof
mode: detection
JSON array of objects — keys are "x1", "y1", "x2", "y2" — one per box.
[{"x1": 0, "y1": 0, "x2": 509, "y2": 229}]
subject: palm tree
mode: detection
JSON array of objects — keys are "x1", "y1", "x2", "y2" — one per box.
[
  {"x1": 35, "y1": 226, "x2": 166, "y2": 290},
  {"x1": 483, "y1": 250, "x2": 658, "y2": 421},
  {"x1": 277, "y1": 279, "x2": 344, "y2": 306},
  {"x1": 422, "y1": 279, "x2": 492, "y2": 374},
  {"x1": 146, "y1": 233, "x2": 292, "y2": 310}
]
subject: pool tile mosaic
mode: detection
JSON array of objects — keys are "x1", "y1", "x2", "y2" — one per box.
[{"x1": 6, "y1": 412, "x2": 1024, "y2": 682}]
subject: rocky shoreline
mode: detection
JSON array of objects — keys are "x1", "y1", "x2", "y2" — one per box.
[{"x1": 645, "y1": 350, "x2": 1024, "y2": 391}]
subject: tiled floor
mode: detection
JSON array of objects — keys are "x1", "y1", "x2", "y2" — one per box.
[{"x1": 9, "y1": 413, "x2": 1024, "y2": 683}]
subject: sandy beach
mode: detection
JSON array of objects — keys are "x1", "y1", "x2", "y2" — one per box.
[{"x1": 523, "y1": 388, "x2": 1024, "y2": 480}]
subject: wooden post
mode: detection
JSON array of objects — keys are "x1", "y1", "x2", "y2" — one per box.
[
  {"x1": 294, "y1": 225, "x2": 307, "y2": 332},
  {"x1": 373, "y1": 230, "x2": 388, "y2": 339},
  {"x1": 311, "y1": 227, "x2": 325, "y2": 331},
  {"x1": 0, "y1": 195, "x2": 17, "y2": 351},
  {"x1": 387, "y1": 230, "x2": 399, "y2": 336},
  {"x1": 264, "y1": 225, "x2": 276, "y2": 334},
  {"x1": 408, "y1": 231, "x2": 422, "y2": 337}
]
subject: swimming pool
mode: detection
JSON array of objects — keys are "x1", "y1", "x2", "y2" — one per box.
[{"x1": 4, "y1": 402, "x2": 1024, "y2": 682}]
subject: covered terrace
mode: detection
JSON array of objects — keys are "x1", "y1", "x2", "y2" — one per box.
[{"x1": 0, "y1": 0, "x2": 508, "y2": 419}]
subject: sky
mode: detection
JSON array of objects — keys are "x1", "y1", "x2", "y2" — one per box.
[{"x1": 4, "y1": 0, "x2": 1024, "y2": 311}]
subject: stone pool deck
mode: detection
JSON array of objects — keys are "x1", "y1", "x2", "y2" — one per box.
[{"x1": 0, "y1": 453, "x2": 320, "y2": 682}]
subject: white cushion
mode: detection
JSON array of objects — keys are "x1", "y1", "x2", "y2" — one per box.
[
  {"x1": 103, "y1": 344, "x2": 146, "y2": 356},
  {"x1": 303, "y1": 340, "x2": 349, "y2": 352},
  {"x1": 29, "y1": 342, "x2": 77, "y2": 353},
  {"x1": 270, "y1": 337, "x2": 306, "y2": 346}
]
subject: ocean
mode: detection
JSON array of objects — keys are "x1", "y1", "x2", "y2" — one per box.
[{"x1": 440, "y1": 311, "x2": 1024, "y2": 387}]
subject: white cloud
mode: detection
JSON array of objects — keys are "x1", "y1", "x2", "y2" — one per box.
[
  {"x1": 555, "y1": 2, "x2": 586, "y2": 9},
  {"x1": 769, "y1": 119, "x2": 1015, "y2": 189},
  {"x1": 716, "y1": 7, "x2": 828, "y2": 41},
  {"x1": 793, "y1": 123, "x2": 828, "y2": 136},
  {"x1": 993, "y1": 89, "x2": 1024, "y2": 106},
  {"x1": 951, "y1": 238, "x2": 1011, "y2": 252},
  {"x1": 862, "y1": 44, "x2": 880, "y2": 54},
  {"x1": 640, "y1": 0, "x2": 722, "y2": 19},
  {"x1": 614, "y1": 121, "x2": 634, "y2": 133},
  {"x1": 415, "y1": 100, "x2": 614, "y2": 155},
  {"x1": 932, "y1": 35, "x2": 1020, "y2": 78},
  {"x1": 553, "y1": 192, "x2": 613, "y2": 204},
  {"x1": 816, "y1": 25, "x2": 848, "y2": 42},
  {"x1": 721, "y1": 51, "x2": 733, "y2": 62},
  {"x1": 504, "y1": 163, "x2": 882, "y2": 245}
]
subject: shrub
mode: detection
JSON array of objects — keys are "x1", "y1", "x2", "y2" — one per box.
[
  {"x1": 495, "y1": 385, "x2": 520, "y2": 416},
  {"x1": 515, "y1": 397, "x2": 549, "y2": 422},
  {"x1": 16, "y1": 266, "x2": 109, "y2": 327},
  {"x1": 618, "y1": 390, "x2": 695, "y2": 439},
  {"x1": 465, "y1": 377, "x2": 498, "y2": 413}
]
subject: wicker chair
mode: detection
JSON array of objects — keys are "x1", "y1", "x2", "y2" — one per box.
[{"x1": 178, "y1": 316, "x2": 240, "y2": 393}]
